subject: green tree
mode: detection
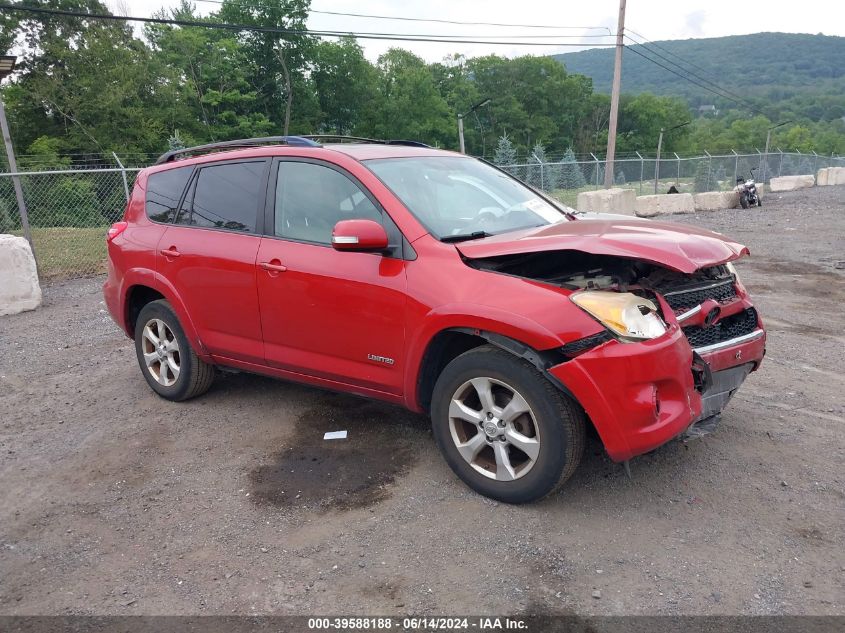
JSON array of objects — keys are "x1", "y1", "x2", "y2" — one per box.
[
  {"x1": 559, "y1": 148, "x2": 587, "y2": 189},
  {"x1": 145, "y1": 2, "x2": 274, "y2": 144},
  {"x1": 7, "y1": 0, "x2": 165, "y2": 155},
  {"x1": 617, "y1": 93, "x2": 692, "y2": 154},
  {"x1": 468, "y1": 55, "x2": 593, "y2": 156},
  {"x1": 357, "y1": 49, "x2": 452, "y2": 145},
  {"x1": 431, "y1": 54, "x2": 488, "y2": 155},
  {"x1": 493, "y1": 134, "x2": 517, "y2": 167},
  {"x1": 312, "y1": 37, "x2": 378, "y2": 134},
  {"x1": 216, "y1": 0, "x2": 317, "y2": 133}
]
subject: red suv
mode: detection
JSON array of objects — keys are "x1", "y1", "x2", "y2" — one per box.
[{"x1": 104, "y1": 136, "x2": 766, "y2": 503}]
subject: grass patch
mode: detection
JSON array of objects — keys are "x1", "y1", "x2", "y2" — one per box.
[{"x1": 15, "y1": 226, "x2": 108, "y2": 280}]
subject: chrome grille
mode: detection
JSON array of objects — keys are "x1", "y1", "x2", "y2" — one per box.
[{"x1": 683, "y1": 308, "x2": 758, "y2": 349}]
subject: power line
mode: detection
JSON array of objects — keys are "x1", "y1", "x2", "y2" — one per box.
[
  {"x1": 0, "y1": 4, "x2": 616, "y2": 47},
  {"x1": 626, "y1": 28, "x2": 725, "y2": 84},
  {"x1": 623, "y1": 45, "x2": 767, "y2": 117},
  {"x1": 190, "y1": 0, "x2": 612, "y2": 32},
  {"x1": 623, "y1": 32, "x2": 764, "y2": 115}
]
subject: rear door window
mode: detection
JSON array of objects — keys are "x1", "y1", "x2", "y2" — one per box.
[
  {"x1": 145, "y1": 167, "x2": 193, "y2": 223},
  {"x1": 176, "y1": 161, "x2": 264, "y2": 233}
]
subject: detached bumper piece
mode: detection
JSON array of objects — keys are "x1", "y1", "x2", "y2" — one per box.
[{"x1": 682, "y1": 362, "x2": 754, "y2": 441}]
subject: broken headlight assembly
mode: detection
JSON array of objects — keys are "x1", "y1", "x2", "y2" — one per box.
[
  {"x1": 726, "y1": 261, "x2": 747, "y2": 294},
  {"x1": 571, "y1": 291, "x2": 667, "y2": 342}
]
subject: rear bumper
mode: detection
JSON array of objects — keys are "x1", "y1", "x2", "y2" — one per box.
[
  {"x1": 549, "y1": 326, "x2": 702, "y2": 462},
  {"x1": 102, "y1": 275, "x2": 125, "y2": 336}
]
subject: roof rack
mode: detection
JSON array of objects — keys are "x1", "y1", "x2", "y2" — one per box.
[
  {"x1": 302, "y1": 135, "x2": 431, "y2": 148},
  {"x1": 154, "y1": 136, "x2": 320, "y2": 165}
]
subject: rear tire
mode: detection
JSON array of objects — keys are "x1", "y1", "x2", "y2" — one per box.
[
  {"x1": 134, "y1": 300, "x2": 214, "y2": 401},
  {"x1": 430, "y1": 345, "x2": 585, "y2": 503},
  {"x1": 740, "y1": 194, "x2": 749, "y2": 209}
]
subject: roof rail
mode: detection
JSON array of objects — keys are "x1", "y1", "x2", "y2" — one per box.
[
  {"x1": 154, "y1": 136, "x2": 320, "y2": 165},
  {"x1": 302, "y1": 135, "x2": 431, "y2": 148}
]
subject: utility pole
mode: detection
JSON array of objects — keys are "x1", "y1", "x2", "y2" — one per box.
[
  {"x1": 654, "y1": 121, "x2": 690, "y2": 193},
  {"x1": 763, "y1": 120, "x2": 791, "y2": 183},
  {"x1": 456, "y1": 98, "x2": 491, "y2": 155},
  {"x1": 604, "y1": 0, "x2": 626, "y2": 189},
  {"x1": 0, "y1": 56, "x2": 32, "y2": 249},
  {"x1": 653, "y1": 128, "x2": 664, "y2": 194}
]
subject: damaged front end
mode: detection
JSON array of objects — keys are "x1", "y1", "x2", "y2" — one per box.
[{"x1": 464, "y1": 248, "x2": 766, "y2": 460}]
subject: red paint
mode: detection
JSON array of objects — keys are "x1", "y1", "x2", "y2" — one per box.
[
  {"x1": 455, "y1": 217, "x2": 750, "y2": 273},
  {"x1": 331, "y1": 219, "x2": 389, "y2": 251},
  {"x1": 107, "y1": 221, "x2": 128, "y2": 241},
  {"x1": 104, "y1": 143, "x2": 766, "y2": 464}
]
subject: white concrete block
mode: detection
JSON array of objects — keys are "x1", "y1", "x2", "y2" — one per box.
[
  {"x1": 576, "y1": 188, "x2": 636, "y2": 215},
  {"x1": 635, "y1": 193, "x2": 695, "y2": 217},
  {"x1": 0, "y1": 234, "x2": 42, "y2": 316},
  {"x1": 769, "y1": 175, "x2": 815, "y2": 192},
  {"x1": 693, "y1": 191, "x2": 740, "y2": 211},
  {"x1": 817, "y1": 167, "x2": 845, "y2": 186}
]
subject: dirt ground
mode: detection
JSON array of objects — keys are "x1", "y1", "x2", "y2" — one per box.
[{"x1": 1, "y1": 185, "x2": 843, "y2": 617}]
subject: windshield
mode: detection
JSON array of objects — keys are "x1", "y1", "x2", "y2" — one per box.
[{"x1": 365, "y1": 156, "x2": 568, "y2": 240}]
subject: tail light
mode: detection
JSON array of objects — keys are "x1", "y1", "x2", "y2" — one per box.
[{"x1": 107, "y1": 221, "x2": 128, "y2": 241}]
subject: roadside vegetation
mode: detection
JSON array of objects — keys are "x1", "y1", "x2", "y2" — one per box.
[{"x1": 1, "y1": 0, "x2": 844, "y2": 171}]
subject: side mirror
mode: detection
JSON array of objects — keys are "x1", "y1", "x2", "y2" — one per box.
[{"x1": 331, "y1": 219, "x2": 389, "y2": 252}]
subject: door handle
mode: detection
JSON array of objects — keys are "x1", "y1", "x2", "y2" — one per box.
[
  {"x1": 161, "y1": 247, "x2": 181, "y2": 258},
  {"x1": 259, "y1": 261, "x2": 287, "y2": 273}
]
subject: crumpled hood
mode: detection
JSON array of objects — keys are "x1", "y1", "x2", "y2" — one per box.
[{"x1": 455, "y1": 217, "x2": 749, "y2": 273}]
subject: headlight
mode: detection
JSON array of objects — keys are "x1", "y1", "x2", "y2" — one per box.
[
  {"x1": 571, "y1": 291, "x2": 667, "y2": 341},
  {"x1": 726, "y1": 261, "x2": 747, "y2": 293}
]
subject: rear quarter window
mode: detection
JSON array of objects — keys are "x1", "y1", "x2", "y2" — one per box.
[{"x1": 145, "y1": 167, "x2": 193, "y2": 223}]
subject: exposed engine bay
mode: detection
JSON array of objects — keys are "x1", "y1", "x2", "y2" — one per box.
[{"x1": 463, "y1": 250, "x2": 734, "y2": 302}]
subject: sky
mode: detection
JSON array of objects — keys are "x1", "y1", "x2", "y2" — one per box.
[{"x1": 113, "y1": 0, "x2": 845, "y2": 61}]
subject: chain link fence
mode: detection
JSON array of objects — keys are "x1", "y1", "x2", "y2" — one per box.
[
  {"x1": 0, "y1": 167, "x2": 139, "y2": 280},
  {"x1": 502, "y1": 151, "x2": 845, "y2": 207},
  {"x1": 0, "y1": 150, "x2": 843, "y2": 282}
]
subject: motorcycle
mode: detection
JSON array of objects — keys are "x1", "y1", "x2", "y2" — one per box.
[{"x1": 735, "y1": 170, "x2": 762, "y2": 209}]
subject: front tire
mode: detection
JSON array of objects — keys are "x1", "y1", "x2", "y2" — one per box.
[
  {"x1": 740, "y1": 194, "x2": 749, "y2": 209},
  {"x1": 134, "y1": 300, "x2": 215, "y2": 401},
  {"x1": 430, "y1": 345, "x2": 585, "y2": 503}
]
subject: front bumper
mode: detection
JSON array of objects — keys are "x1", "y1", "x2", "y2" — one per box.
[
  {"x1": 549, "y1": 326, "x2": 702, "y2": 462},
  {"x1": 549, "y1": 324, "x2": 765, "y2": 462}
]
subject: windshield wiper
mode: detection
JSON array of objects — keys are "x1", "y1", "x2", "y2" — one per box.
[{"x1": 440, "y1": 231, "x2": 491, "y2": 243}]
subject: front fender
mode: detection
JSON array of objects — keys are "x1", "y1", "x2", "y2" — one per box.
[{"x1": 403, "y1": 303, "x2": 568, "y2": 412}]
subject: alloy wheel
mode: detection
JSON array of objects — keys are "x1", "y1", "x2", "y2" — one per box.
[
  {"x1": 141, "y1": 318, "x2": 181, "y2": 387},
  {"x1": 447, "y1": 376, "x2": 540, "y2": 481}
]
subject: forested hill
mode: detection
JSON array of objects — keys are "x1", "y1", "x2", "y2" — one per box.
[{"x1": 554, "y1": 33, "x2": 845, "y2": 121}]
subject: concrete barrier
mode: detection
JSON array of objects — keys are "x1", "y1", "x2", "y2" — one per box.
[
  {"x1": 635, "y1": 193, "x2": 695, "y2": 218},
  {"x1": 576, "y1": 188, "x2": 636, "y2": 215},
  {"x1": 769, "y1": 175, "x2": 815, "y2": 192},
  {"x1": 817, "y1": 167, "x2": 845, "y2": 186},
  {"x1": 0, "y1": 234, "x2": 42, "y2": 316},
  {"x1": 693, "y1": 191, "x2": 740, "y2": 211}
]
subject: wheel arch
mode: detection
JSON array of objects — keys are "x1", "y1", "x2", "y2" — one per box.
[
  {"x1": 414, "y1": 326, "x2": 571, "y2": 414},
  {"x1": 120, "y1": 272, "x2": 208, "y2": 359}
]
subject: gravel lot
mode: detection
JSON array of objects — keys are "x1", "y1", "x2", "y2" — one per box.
[{"x1": 1, "y1": 185, "x2": 843, "y2": 616}]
